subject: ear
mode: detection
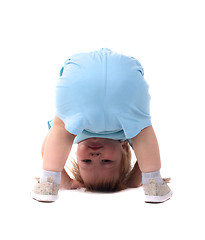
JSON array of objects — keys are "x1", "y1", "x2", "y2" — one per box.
[{"x1": 120, "y1": 141, "x2": 129, "y2": 153}]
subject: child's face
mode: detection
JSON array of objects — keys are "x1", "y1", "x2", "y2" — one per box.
[{"x1": 76, "y1": 138, "x2": 125, "y2": 184}]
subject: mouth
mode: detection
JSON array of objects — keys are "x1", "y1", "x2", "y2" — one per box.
[{"x1": 88, "y1": 145, "x2": 103, "y2": 150}]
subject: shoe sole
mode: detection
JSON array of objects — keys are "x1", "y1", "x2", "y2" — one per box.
[
  {"x1": 145, "y1": 191, "x2": 173, "y2": 203},
  {"x1": 30, "y1": 191, "x2": 58, "y2": 202}
]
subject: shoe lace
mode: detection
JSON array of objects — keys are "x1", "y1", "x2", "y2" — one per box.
[{"x1": 162, "y1": 178, "x2": 171, "y2": 183}]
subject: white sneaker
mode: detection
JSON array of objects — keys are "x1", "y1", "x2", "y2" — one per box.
[
  {"x1": 31, "y1": 176, "x2": 60, "y2": 202},
  {"x1": 143, "y1": 178, "x2": 173, "y2": 203}
]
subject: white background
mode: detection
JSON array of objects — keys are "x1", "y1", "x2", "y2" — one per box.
[{"x1": 0, "y1": 0, "x2": 204, "y2": 239}]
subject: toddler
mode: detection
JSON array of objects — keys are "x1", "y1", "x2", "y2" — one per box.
[{"x1": 31, "y1": 48, "x2": 172, "y2": 203}]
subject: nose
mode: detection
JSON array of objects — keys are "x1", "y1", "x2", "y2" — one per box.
[{"x1": 89, "y1": 151, "x2": 101, "y2": 158}]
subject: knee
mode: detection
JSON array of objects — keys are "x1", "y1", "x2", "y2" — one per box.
[
  {"x1": 52, "y1": 116, "x2": 76, "y2": 137},
  {"x1": 53, "y1": 116, "x2": 65, "y2": 128}
]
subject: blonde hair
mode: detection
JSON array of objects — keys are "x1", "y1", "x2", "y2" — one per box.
[{"x1": 68, "y1": 140, "x2": 132, "y2": 193}]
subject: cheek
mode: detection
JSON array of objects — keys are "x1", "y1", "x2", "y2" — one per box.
[
  {"x1": 106, "y1": 145, "x2": 121, "y2": 159},
  {"x1": 76, "y1": 144, "x2": 87, "y2": 158}
]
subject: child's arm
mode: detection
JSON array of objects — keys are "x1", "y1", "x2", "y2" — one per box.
[{"x1": 61, "y1": 168, "x2": 84, "y2": 189}]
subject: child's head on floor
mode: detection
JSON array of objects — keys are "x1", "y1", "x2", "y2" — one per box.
[{"x1": 69, "y1": 138, "x2": 132, "y2": 192}]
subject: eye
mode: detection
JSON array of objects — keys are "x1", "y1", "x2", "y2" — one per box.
[
  {"x1": 102, "y1": 160, "x2": 112, "y2": 163},
  {"x1": 82, "y1": 159, "x2": 112, "y2": 163},
  {"x1": 82, "y1": 159, "x2": 91, "y2": 163}
]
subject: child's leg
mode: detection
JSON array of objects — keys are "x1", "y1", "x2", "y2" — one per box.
[
  {"x1": 131, "y1": 125, "x2": 161, "y2": 173},
  {"x1": 31, "y1": 116, "x2": 76, "y2": 201},
  {"x1": 41, "y1": 126, "x2": 83, "y2": 189},
  {"x1": 131, "y1": 126, "x2": 172, "y2": 202},
  {"x1": 42, "y1": 116, "x2": 76, "y2": 172}
]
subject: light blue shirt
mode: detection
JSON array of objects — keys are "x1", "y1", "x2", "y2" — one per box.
[
  {"x1": 48, "y1": 119, "x2": 133, "y2": 147},
  {"x1": 50, "y1": 48, "x2": 151, "y2": 146}
]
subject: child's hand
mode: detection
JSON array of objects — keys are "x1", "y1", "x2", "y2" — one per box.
[
  {"x1": 60, "y1": 168, "x2": 84, "y2": 190},
  {"x1": 70, "y1": 179, "x2": 84, "y2": 189},
  {"x1": 126, "y1": 161, "x2": 142, "y2": 188},
  {"x1": 60, "y1": 179, "x2": 84, "y2": 190}
]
